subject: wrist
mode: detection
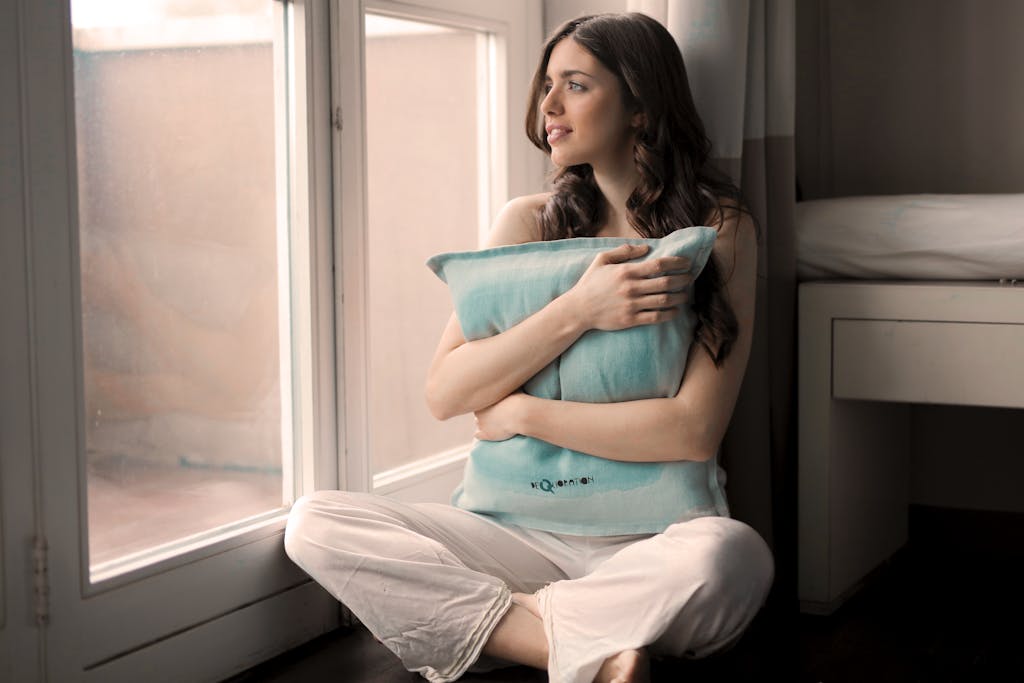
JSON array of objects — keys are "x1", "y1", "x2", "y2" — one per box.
[
  {"x1": 552, "y1": 287, "x2": 590, "y2": 338},
  {"x1": 512, "y1": 393, "x2": 537, "y2": 438}
]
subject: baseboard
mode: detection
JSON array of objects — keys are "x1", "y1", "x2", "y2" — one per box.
[
  {"x1": 82, "y1": 581, "x2": 339, "y2": 683},
  {"x1": 372, "y1": 445, "x2": 468, "y2": 504},
  {"x1": 798, "y1": 556, "x2": 897, "y2": 616}
]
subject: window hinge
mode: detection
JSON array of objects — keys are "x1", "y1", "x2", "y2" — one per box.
[
  {"x1": 33, "y1": 535, "x2": 49, "y2": 627},
  {"x1": 332, "y1": 106, "x2": 343, "y2": 132}
]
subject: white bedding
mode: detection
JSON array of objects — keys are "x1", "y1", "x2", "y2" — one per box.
[{"x1": 795, "y1": 194, "x2": 1024, "y2": 280}]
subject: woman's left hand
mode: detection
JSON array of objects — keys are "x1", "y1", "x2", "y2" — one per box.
[{"x1": 473, "y1": 392, "x2": 526, "y2": 441}]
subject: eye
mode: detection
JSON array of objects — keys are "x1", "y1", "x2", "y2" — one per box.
[
  {"x1": 542, "y1": 83, "x2": 553, "y2": 94},
  {"x1": 568, "y1": 81, "x2": 586, "y2": 92}
]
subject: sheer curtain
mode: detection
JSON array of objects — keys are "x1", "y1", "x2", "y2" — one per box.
[{"x1": 633, "y1": 0, "x2": 798, "y2": 602}]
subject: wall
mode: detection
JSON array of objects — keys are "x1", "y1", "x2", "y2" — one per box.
[
  {"x1": 796, "y1": 0, "x2": 1024, "y2": 513},
  {"x1": 797, "y1": 0, "x2": 1024, "y2": 199},
  {"x1": 911, "y1": 406, "x2": 1024, "y2": 513},
  {"x1": 544, "y1": 0, "x2": 627, "y2": 37}
]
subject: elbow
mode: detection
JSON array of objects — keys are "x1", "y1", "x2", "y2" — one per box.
[
  {"x1": 667, "y1": 443, "x2": 716, "y2": 463},
  {"x1": 425, "y1": 369, "x2": 488, "y2": 421},
  {"x1": 424, "y1": 381, "x2": 460, "y2": 422},
  {"x1": 665, "y1": 438, "x2": 716, "y2": 463},
  {"x1": 428, "y1": 403, "x2": 458, "y2": 423},
  {"x1": 424, "y1": 360, "x2": 458, "y2": 421},
  {"x1": 686, "y1": 423, "x2": 722, "y2": 463},
  {"x1": 687, "y1": 443, "x2": 718, "y2": 463},
  {"x1": 664, "y1": 407, "x2": 719, "y2": 463},
  {"x1": 424, "y1": 392, "x2": 451, "y2": 422}
]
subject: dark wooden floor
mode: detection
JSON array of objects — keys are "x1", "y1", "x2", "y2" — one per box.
[{"x1": 228, "y1": 506, "x2": 1024, "y2": 682}]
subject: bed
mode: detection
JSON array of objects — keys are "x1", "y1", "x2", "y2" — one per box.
[{"x1": 795, "y1": 194, "x2": 1024, "y2": 614}]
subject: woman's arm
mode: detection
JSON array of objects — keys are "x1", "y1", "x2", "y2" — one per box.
[
  {"x1": 473, "y1": 209, "x2": 758, "y2": 462},
  {"x1": 425, "y1": 196, "x2": 694, "y2": 420}
]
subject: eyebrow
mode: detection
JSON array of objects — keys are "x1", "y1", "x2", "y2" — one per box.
[{"x1": 544, "y1": 69, "x2": 595, "y2": 81}]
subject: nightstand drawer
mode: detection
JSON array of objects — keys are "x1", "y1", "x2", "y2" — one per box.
[{"x1": 832, "y1": 319, "x2": 1024, "y2": 408}]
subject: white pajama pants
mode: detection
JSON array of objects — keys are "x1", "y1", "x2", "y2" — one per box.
[{"x1": 284, "y1": 491, "x2": 774, "y2": 683}]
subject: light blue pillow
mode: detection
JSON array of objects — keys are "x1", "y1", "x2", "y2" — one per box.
[{"x1": 426, "y1": 226, "x2": 729, "y2": 535}]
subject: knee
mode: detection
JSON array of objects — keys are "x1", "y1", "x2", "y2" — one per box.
[
  {"x1": 283, "y1": 492, "x2": 316, "y2": 565},
  {"x1": 668, "y1": 517, "x2": 775, "y2": 611},
  {"x1": 655, "y1": 518, "x2": 774, "y2": 657},
  {"x1": 283, "y1": 490, "x2": 353, "y2": 567},
  {"x1": 706, "y1": 519, "x2": 774, "y2": 607}
]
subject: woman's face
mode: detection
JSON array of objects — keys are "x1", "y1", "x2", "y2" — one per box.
[{"x1": 540, "y1": 38, "x2": 639, "y2": 172}]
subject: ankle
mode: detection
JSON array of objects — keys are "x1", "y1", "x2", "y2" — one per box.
[{"x1": 511, "y1": 592, "x2": 541, "y2": 620}]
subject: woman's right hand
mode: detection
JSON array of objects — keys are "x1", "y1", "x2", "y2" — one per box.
[{"x1": 562, "y1": 243, "x2": 694, "y2": 331}]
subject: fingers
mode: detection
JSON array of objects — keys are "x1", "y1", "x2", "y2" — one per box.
[
  {"x1": 595, "y1": 246, "x2": 690, "y2": 275},
  {"x1": 631, "y1": 273, "x2": 693, "y2": 296},
  {"x1": 632, "y1": 307, "x2": 682, "y2": 326},
  {"x1": 637, "y1": 255, "x2": 691, "y2": 276},
  {"x1": 596, "y1": 243, "x2": 649, "y2": 265},
  {"x1": 578, "y1": 244, "x2": 696, "y2": 331},
  {"x1": 607, "y1": 291, "x2": 689, "y2": 328},
  {"x1": 634, "y1": 291, "x2": 689, "y2": 311}
]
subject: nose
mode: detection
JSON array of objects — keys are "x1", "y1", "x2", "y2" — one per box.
[{"x1": 541, "y1": 87, "x2": 561, "y2": 116}]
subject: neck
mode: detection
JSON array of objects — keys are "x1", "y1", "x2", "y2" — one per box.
[{"x1": 592, "y1": 160, "x2": 642, "y2": 238}]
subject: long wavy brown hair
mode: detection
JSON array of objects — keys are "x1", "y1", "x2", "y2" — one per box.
[{"x1": 525, "y1": 13, "x2": 754, "y2": 366}]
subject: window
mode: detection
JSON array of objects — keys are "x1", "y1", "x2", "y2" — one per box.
[
  {"x1": 72, "y1": 0, "x2": 296, "y2": 579},
  {"x1": 4, "y1": 0, "x2": 539, "y2": 677},
  {"x1": 333, "y1": 1, "x2": 542, "y2": 501},
  {"x1": 364, "y1": 13, "x2": 491, "y2": 475}
]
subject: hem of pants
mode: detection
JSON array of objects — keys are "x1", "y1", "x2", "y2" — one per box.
[
  {"x1": 537, "y1": 583, "x2": 586, "y2": 683},
  {"x1": 422, "y1": 585, "x2": 513, "y2": 683},
  {"x1": 536, "y1": 582, "x2": 620, "y2": 683}
]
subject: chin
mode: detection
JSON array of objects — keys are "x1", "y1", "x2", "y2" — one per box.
[{"x1": 549, "y1": 147, "x2": 582, "y2": 169}]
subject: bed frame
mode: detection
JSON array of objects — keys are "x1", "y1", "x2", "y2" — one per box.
[{"x1": 798, "y1": 280, "x2": 1024, "y2": 614}]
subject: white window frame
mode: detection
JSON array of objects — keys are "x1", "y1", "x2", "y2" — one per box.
[
  {"x1": 2, "y1": 1, "x2": 342, "y2": 680},
  {"x1": 333, "y1": 0, "x2": 543, "y2": 501}
]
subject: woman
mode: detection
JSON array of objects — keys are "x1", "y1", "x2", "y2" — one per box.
[{"x1": 285, "y1": 13, "x2": 773, "y2": 683}]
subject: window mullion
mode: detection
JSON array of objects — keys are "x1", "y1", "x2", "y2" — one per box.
[
  {"x1": 285, "y1": 0, "x2": 339, "y2": 498},
  {"x1": 333, "y1": 0, "x2": 373, "y2": 494}
]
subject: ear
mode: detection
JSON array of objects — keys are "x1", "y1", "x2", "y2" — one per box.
[{"x1": 631, "y1": 111, "x2": 646, "y2": 130}]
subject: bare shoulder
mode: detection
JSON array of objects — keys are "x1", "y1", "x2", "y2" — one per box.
[
  {"x1": 704, "y1": 198, "x2": 757, "y2": 282},
  {"x1": 483, "y1": 192, "x2": 550, "y2": 248}
]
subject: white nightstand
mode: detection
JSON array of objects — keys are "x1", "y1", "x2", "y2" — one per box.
[{"x1": 798, "y1": 281, "x2": 1024, "y2": 614}]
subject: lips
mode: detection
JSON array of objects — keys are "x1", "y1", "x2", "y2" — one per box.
[{"x1": 545, "y1": 124, "x2": 572, "y2": 144}]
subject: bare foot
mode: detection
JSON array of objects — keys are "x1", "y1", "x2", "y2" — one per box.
[
  {"x1": 595, "y1": 649, "x2": 650, "y2": 683},
  {"x1": 511, "y1": 592, "x2": 542, "y2": 620}
]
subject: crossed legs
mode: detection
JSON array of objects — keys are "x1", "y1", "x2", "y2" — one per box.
[
  {"x1": 284, "y1": 491, "x2": 772, "y2": 683},
  {"x1": 484, "y1": 592, "x2": 650, "y2": 683}
]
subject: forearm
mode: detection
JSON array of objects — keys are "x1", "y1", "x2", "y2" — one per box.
[
  {"x1": 425, "y1": 295, "x2": 585, "y2": 420},
  {"x1": 514, "y1": 394, "x2": 716, "y2": 463},
  {"x1": 428, "y1": 240, "x2": 691, "y2": 421}
]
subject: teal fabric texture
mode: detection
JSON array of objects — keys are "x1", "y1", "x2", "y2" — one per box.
[{"x1": 426, "y1": 226, "x2": 730, "y2": 535}]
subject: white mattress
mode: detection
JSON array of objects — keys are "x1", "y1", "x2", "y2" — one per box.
[{"x1": 795, "y1": 194, "x2": 1024, "y2": 280}]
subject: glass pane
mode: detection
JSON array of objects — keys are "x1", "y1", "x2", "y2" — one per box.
[
  {"x1": 71, "y1": 0, "x2": 287, "y2": 572},
  {"x1": 365, "y1": 15, "x2": 487, "y2": 474}
]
